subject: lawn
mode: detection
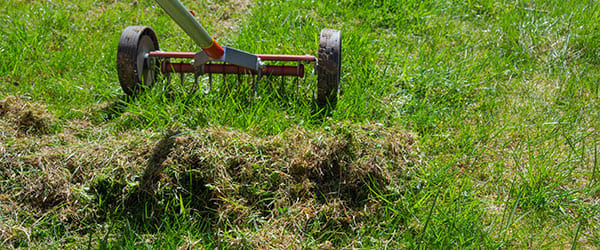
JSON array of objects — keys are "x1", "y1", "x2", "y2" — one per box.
[{"x1": 1, "y1": 0, "x2": 599, "y2": 248}]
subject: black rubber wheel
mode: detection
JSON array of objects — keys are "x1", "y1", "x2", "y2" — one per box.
[
  {"x1": 316, "y1": 29, "x2": 342, "y2": 109},
  {"x1": 117, "y1": 26, "x2": 160, "y2": 96}
]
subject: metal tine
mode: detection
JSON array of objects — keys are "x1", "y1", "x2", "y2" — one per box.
[
  {"x1": 193, "y1": 73, "x2": 199, "y2": 94},
  {"x1": 180, "y1": 71, "x2": 185, "y2": 91},
  {"x1": 252, "y1": 74, "x2": 257, "y2": 98},
  {"x1": 164, "y1": 60, "x2": 171, "y2": 86},
  {"x1": 296, "y1": 61, "x2": 301, "y2": 99},
  {"x1": 208, "y1": 67, "x2": 213, "y2": 92},
  {"x1": 254, "y1": 70, "x2": 262, "y2": 98},
  {"x1": 223, "y1": 73, "x2": 226, "y2": 93},
  {"x1": 280, "y1": 75, "x2": 285, "y2": 98}
]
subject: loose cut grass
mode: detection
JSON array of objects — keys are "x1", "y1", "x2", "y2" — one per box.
[{"x1": 0, "y1": 95, "x2": 417, "y2": 248}]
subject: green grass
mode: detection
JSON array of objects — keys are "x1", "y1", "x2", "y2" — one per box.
[{"x1": 1, "y1": 0, "x2": 600, "y2": 248}]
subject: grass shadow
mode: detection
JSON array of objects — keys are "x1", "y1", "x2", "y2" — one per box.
[
  {"x1": 98, "y1": 94, "x2": 132, "y2": 121},
  {"x1": 91, "y1": 130, "x2": 216, "y2": 233}
]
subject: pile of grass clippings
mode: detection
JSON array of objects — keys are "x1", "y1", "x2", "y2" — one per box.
[
  {"x1": 127, "y1": 123, "x2": 418, "y2": 247},
  {"x1": 0, "y1": 96, "x2": 153, "y2": 247},
  {"x1": 0, "y1": 96, "x2": 53, "y2": 136},
  {"x1": 0, "y1": 96, "x2": 419, "y2": 248}
]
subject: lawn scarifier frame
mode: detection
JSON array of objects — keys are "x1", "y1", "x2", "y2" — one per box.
[{"x1": 117, "y1": 0, "x2": 342, "y2": 108}]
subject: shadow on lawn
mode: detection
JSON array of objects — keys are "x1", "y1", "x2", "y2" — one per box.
[
  {"x1": 91, "y1": 130, "x2": 216, "y2": 232},
  {"x1": 98, "y1": 95, "x2": 131, "y2": 121}
]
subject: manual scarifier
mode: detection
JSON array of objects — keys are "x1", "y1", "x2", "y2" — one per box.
[{"x1": 116, "y1": 0, "x2": 342, "y2": 108}]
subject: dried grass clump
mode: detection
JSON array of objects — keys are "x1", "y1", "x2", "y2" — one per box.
[
  {"x1": 0, "y1": 96, "x2": 53, "y2": 135},
  {"x1": 153, "y1": 123, "x2": 417, "y2": 248},
  {"x1": 0, "y1": 96, "x2": 158, "y2": 247}
]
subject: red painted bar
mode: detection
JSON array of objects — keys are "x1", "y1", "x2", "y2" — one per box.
[
  {"x1": 204, "y1": 64, "x2": 256, "y2": 74},
  {"x1": 162, "y1": 62, "x2": 304, "y2": 77},
  {"x1": 150, "y1": 51, "x2": 196, "y2": 58},
  {"x1": 256, "y1": 54, "x2": 316, "y2": 62},
  {"x1": 162, "y1": 62, "x2": 195, "y2": 73},
  {"x1": 150, "y1": 51, "x2": 316, "y2": 62}
]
